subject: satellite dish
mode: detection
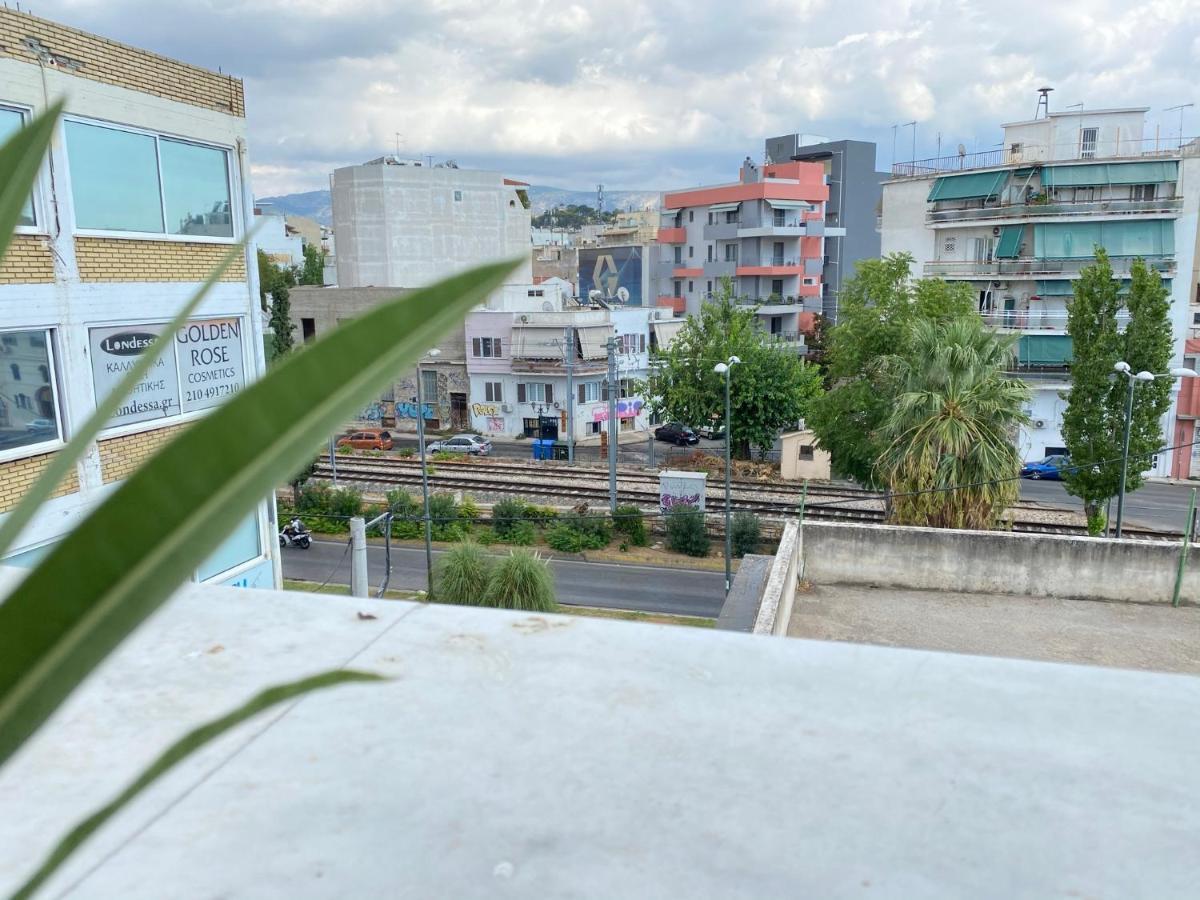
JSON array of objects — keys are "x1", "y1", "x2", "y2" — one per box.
[
  {"x1": 588, "y1": 289, "x2": 603, "y2": 302},
  {"x1": 541, "y1": 300, "x2": 554, "y2": 312},
  {"x1": 957, "y1": 143, "x2": 967, "y2": 157},
  {"x1": 616, "y1": 287, "x2": 630, "y2": 304}
]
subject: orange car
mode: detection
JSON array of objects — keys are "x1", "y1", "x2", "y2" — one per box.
[{"x1": 336, "y1": 428, "x2": 393, "y2": 451}]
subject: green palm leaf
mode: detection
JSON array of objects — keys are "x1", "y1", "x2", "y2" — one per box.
[{"x1": 0, "y1": 102, "x2": 61, "y2": 267}]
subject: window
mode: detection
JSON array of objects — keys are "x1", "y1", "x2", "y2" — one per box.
[
  {"x1": 688, "y1": 280, "x2": 694, "y2": 293},
  {"x1": 1133, "y1": 184, "x2": 1157, "y2": 201},
  {"x1": 707, "y1": 245, "x2": 714, "y2": 261},
  {"x1": 973, "y1": 237, "x2": 995, "y2": 263},
  {"x1": 799, "y1": 444, "x2": 815, "y2": 461},
  {"x1": 1009, "y1": 142, "x2": 1022, "y2": 157},
  {"x1": 673, "y1": 279, "x2": 682, "y2": 296},
  {"x1": 484, "y1": 381, "x2": 503, "y2": 402},
  {"x1": 724, "y1": 244, "x2": 738, "y2": 262},
  {"x1": 771, "y1": 279, "x2": 784, "y2": 297},
  {"x1": 517, "y1": 382, "x2": 552, "y2": 404},
  {"x1": 725, "y1": 210, "x2": 738, "y2": 224},
  {"x1": 0, "y1": 107, "x2": 35, "y2": 227},
  {"x1": 0, "y1": 328, "x2": 61, "y2": 453},
  {"x1": 688, "y1": 245, "x2": 694, "y2": 258},
  {"x1": 198, "y1": 513, "x2": 261, "y2": 582},
  {"x1": 706, "y1": 280, "x2": 713, "y2": 294},
  {"x1": 301, "y1": 318, "x2": 316, "y2": 343},
  {"x1": 579, "y1": 381, "x2": 601, "y2": 403},
  {"x1": 707, "y1": 212, "x2": 714, "y2": 224},
  {"x1": 453, "y1": 190, "x2": 463, "y2": 201},
  {"x1": 472, "y1": 336, "x2": 502, "y2": 358},
  {"x1": 527, "y1": 289, "x2": 544, "y2": 297},
  {"x1": 773, "y1": 208, "x2": 785, "y2": 227},
  {"x1": 1080, "y1": 127, "x2": 1098, "y2": 159},
  {"x1": 688, "y1": 210, "x2": 694, "y2": 222},
  {"x1": 421, "y1": 369, "x2": 438, "y2": 400},
  {"x1": 673, "y1": 247, "x2": 682, "y2": 264},
  {"x1": 64, "y1": 119, "x2": 233, "y2": 238}
]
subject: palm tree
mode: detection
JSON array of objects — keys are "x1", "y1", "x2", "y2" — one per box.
[{"x1": 875, "y1": 318, "x2": 1030, "y2": 529}]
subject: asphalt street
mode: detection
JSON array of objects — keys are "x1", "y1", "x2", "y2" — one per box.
[
  {"x1": 282, "y1": 539, "x2": 726, "y2": 618},
  {"x1": 1019, "y1": 477, "x2": 1198, "y2": 532}
]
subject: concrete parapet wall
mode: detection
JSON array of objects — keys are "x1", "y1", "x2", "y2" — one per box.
[
  {"x1": 754, "y1": 519, "x2": 801, "y2": 633},
  {"x1": 803, "y1": 521, "x2": 1198, "y2": 605}
]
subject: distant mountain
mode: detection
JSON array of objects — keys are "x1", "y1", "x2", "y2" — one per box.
[{"x1": 255, "y1": 185, "x2": 659, "y2": 227}]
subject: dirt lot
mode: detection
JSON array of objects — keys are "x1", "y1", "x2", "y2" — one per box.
[{"x1": 788, "y1": 583, "x2": 1200, "y2": 675}]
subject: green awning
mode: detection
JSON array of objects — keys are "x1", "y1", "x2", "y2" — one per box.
[
  {"x1": 708, "y1": 202, "x2": 741, "y2": 212},
  {"x1": 927, "y1": 170, "x2": 1008, "y2": 202},
  {"x1": 1035, "y1": 278, "x2": 1170, "y2": 296},
  {"x1": 995, "y1": 225, "x2": 1024, "y2": 258},
  {"x1": 1016, "y1": 334, "x2": 1073, "y2": 367},
  {"x1": 1041, "y1": 161, "x2": 1179, "y2": 187},
  {"x1": 1033, "y1": 220, "x2": 1174, "y2": 258},
  {"x1": 764, "y1": 199, "x2": 809, "y2": 209}
]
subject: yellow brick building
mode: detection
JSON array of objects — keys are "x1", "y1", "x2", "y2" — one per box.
[{"x1": 0, "y1": 9, "x2": 276, "y2": 587}]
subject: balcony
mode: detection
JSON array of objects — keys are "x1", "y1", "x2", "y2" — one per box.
[
  {"x1": 671, "y1": 266, "x2": 704, "y2": 278},
  {"x1": 736, "y1": 222, "x2": 808, "y2": 238},
  {"x1": 765, "y1": 331, "x2": 806, "y2": 352},
  {"x1": 981, "y1": 310, "x2": 1129, "y2": 332},
  {"x1": 703, "y1": 222, "x2": 740, "y2": 240},
  {"x1": 656, "y1": 227, "x2": 687, "y2": 243},
  {"x1": 736, "y1": 257, "x2": 805, "y2": 276},
  {"x1": 891, "y1": 135, "x2": 1198, "y2": 178},
  {"x1": 656, "y1": 295, "x2": 685, "y2": 314},
  {"x1": 923, "y1": 256, "x2": 1175, "y2": 279},
  {"x1": 703, "y1": 259, "x2": 737, "y2": 277},
  {"x1": 928, "y1": 197, "x2": 1184, "y2": 225}
]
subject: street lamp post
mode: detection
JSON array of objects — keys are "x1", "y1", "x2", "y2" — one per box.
[
  {"x1": 713, "y1": 356, "x2": 740, "y2": 594},
  {"x1": 415, "y1": 347, "x2": 441, "y2": 592},
  {"x1": 1113, "y1": 361, "x2": 1197, "y2": 538}
]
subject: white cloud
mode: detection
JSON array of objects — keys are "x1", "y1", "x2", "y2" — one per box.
[{"x1": 33, "y1": 0, "x2": 1200, "y2": 195}]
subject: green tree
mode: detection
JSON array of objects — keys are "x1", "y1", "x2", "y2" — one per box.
[
  {"x1": 875, "y1": 318, "x2": 1030, "y2": 529},
  {"x1": 1062, "y1": 252, "x2": 1173, "y2": 532},
  {"x1": 642, "y1": 279, "x2": 824, "y2": 458},
  {"x1": 665, "y1": 504, "x2": 710, "y2": 557},
  {"x1": 807, "y1": 253, "x2": 978, "y2": 485},
  {"x1": 268, "y1": 281, "x2": 295, "y2": 358},
  {"x1": 300, "y1": 243, "x2": 325, "y2": 285}
]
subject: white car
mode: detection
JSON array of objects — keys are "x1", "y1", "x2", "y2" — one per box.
[{"x1": 428, "y1": 433, "x2": 492, "y2": 456}]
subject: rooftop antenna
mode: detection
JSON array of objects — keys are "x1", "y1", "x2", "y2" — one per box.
[
  {"x1": 1165, "y1": 103, "x2": 1194, "y2": 147},
  {"x1": 1035, "y1": 87, "x2": 1053, "y2": 119},
  {"x1": 596, "y1": 183, "x2": 604, "y2": 214}
]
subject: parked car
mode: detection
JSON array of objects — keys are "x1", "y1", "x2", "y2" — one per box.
[
  {"x1": 654, "y1": 423, "x2": 700, "y2": 446},
  {"x1": 428, "y1": 433, "x2": 492, "y2": 455},
  {"x1": 24, "y1": 418, "x2": 56, "y2": 434},
  {"x1": 697, "y1": 421, "x2": 726, "y2": 441},
  {"x1": 336, "y1": 428, "x2": 393, "y2": 451},
  {"x1": 1021, "y1": 454, "x2": 1070, "y2": 480}
]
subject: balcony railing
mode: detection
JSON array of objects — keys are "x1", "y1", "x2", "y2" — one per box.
[
  {"x1": 981, "y1": 310, "x2": 1130, "y2": 331},
  {"x1": 765, "y1": 331, "x2": 806, "y2": 351},
  {"x1": 928, "y1": 197, "x2": 1183, "y2": 224},
  {"x1": 892, "y1": 136, "x2": 1199, "y2": 178},
  {"x1": 924, "y1": 256, "x2": 1175, "y2": 278}
]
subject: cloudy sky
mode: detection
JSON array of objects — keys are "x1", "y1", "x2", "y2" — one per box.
[{"x1": 32, "y1": 0, "x2": 1200, "y2": 197}]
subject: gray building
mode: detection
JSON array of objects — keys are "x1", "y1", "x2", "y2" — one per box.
[{"x1": 764, "y1": 136, "x2": 887, "y2": 321}]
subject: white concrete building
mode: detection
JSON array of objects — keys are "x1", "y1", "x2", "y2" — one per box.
[
  {"x1": 331, "y1": 157, "x2": 532, "y2": 289},
  {"x1": 252, "y1": 207, "x2": 304, "y2": 268},
  {"x1": 0, "y1": 10, "x2": 275, "y2": 586},
  {"x1": 882, "y1": 104, "x2": 1200, "y2": 475}
]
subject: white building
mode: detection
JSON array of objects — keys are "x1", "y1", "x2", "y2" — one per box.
[
  {"x1": 882, "y1": 104, "x2": 1200, "y2": 475},
  {"x1": 0, "y1": 9, "x2": 275, "y2": 585},
  {"x1": 464, "y1": 296, "x2": 682, "y2": 441},
  {"x1": 252, "y1": 206, "x2": 304, "y2": 268},
  {"x1": 331, "y1": 157, "x2": 532, "y2": 289}
]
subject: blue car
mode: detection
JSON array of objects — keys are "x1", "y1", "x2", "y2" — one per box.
[{"x1": 1021, "y1": 454, "x2": 1070, "y2": 480}]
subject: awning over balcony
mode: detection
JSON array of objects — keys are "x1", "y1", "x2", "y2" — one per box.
[
  {"x1": 510, "y1": 325, "x2": 564, "y2": 359},
  {"x1": 927, "y1": 170, "x2": 1008, "y2": 202},
  {"x1": 995, "y1": 225, "x2": 1024, "y2": 259},
  {"x1": 708, "y1": 201, "x2": 741, "y2": 213},
  {"x1": 1034, "y1": 278, "x2": 1170, "y2": 296},
  {"x1": 1041, "y1": 160, "x2": 1179, "y2": 187},
  {"x1": 1016, "y1": 334, "x2": 1073, "y2": 367},
  {"x1": 1034, "y1": 220, "x2": 1175, "y2": 258},
  {"x1": 651, "y1": 320, "x2": 685, "y2": 348},
  {"x1": 577, "y1": 324, "x2": 612, "y2": 360},
  {"x1": 764, "y1": 199, "x2": 810, "y2": 209}
]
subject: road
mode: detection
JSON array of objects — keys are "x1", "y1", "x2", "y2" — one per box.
[
  {"x1": 1020, "y1": 478, "x2": 1197, "y2": 533},
  {"x1": 282, "y1": 539, "x2": 726, "y2": 618}
]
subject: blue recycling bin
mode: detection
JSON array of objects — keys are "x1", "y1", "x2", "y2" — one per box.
[{"x1": 531, "y1": 438, "x2": 551, "y2": 460}]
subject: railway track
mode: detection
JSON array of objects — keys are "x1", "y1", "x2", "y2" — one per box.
[{"x1": 309, "y1": 457, "x2": 1179, "y2": 541}]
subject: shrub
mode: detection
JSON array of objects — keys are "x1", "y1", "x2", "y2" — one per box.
[
  {"x1": 428, "y1": 493, "x2": 460, "y2": 540},
  {"x1": 545, "y1": 524, "x2": 586, "y2": 553},
  {"x1": 666, "y1": 504, "x2": 709, "y2": 557},
  {"x1": 386, "y1": 489, "x2": 422, "y2": 538},
  {"x1": 561, "y1": 512, "x2": 611, "y2": 548},
  {"x1": 336, "y1": 443, "x2": 354, "y2": 455},
  {"x1": 431, "y1": 450, "x2": 455, "y2": 462},
  {"x1": 432, "y1": 541, "x2": 492, "y2": 605},
  {"x1": 398, "y1": 447, "x2": 415, "y2": 458},
  {"x1": 506, "y1": 520, "x2": 537, "y2": 546},
  {"x1": 730, "y1": 511, "x2": 761, "y2": 558},
  {"x1": 613, "y1": 505, "x2": 648, "y2": 547},
  {"x1": 491, "y1": 497, "x2": 527, "y2": 538},
  {"x1": 458, "y1": 495, "x2": 480, "y2": 524},
  {"x1": 486, "y1": 549, "x2": 557, "y2": 611},
  {"x1": 474, "y1": 526, "x2": 498, "y2": 545},
  {"x1": 523, "y1": 504, "x2": 559, "y2": 525},
  {"x1": 327, "y1": 487, "x2": 363, "y2": 519},
  {"x1": 296, "y1": 482, "x2": 332, "y2": 515}
]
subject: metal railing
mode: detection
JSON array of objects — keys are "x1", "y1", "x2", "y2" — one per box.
[
  {"x1": 981, "y1": 310, "x2": 1130, "y2": 331},
  {"x1": 924, "y1": 256, "x2": 1175, "y2": 278},
  {"x1": 893, "y1": 136, "x2": 1199, "y2": 178},
  {"x1": 928, "y1": 197, "x2": 1183, "y2": 223}
]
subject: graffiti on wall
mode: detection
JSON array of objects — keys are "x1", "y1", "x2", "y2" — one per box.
[
  {"x1": 472, "y1": 403, "x2": 499, "y2": 417},
  {"x1": 592, "y1": 398, "x2": 644, "y2": 421},
  {"x1": 485, "y1": 416, "x2": 505, "y2": 433},
  {"x1": 358, "y1": 403, "x2": 383, "y2": 422},
  {"x1": 396, "y1": 401, "x2": 436, "y2": 420}
]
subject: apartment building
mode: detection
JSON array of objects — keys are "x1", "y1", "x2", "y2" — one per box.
[
  {"x1": 882, "y1": 104, "x2": 1200, "y2": 475},
  {"x1": 0, "y1": 10, "x2": 275, "y2": 586},
  {"x1": 764, "y1": 136, "x2": 888, "y2": 321},
  {"x1": 654, "y1": 158, "x2": 842, "y2": 349},
  {"x1": 464, "y1": 300, "x2": 682, "y2": 440},
  {"x1": 331, "y1": 157, "x2": 533, "y2": 289}
]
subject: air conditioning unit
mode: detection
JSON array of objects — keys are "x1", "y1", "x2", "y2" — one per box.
[
  {"x1": 1033, "y1": 419, "x2": 1047, "y2": 429},
  {"x1": 519, "y1": 314, "x2": 529, "y2": 323},
  {"x1": 553, "y1": 401, "x2": 561, "y2": 409},
  {"x1": 501, "y1": 403, "x2": 513, "y2": 413},
  {"x1": 992, "y1": 226, "x2": 1001, "y2": 237}
]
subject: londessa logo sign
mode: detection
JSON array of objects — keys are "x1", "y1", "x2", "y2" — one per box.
[
  {"x1": 89, "y1": 317, "x2": 246, "y2": 428},
  {"x1": 98, "y1": 332, "x2": 158, "y2": 356}
]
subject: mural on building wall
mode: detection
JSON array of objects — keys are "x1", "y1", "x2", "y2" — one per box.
[
  {"x1": 578, "y1": 245, "x2": 643, "y2": 306},
  {"x1": 593, "y1": 399, "x2": 644, "y2": 421},
  {"x1": 396, "y1": 401, "x2": 436, "y2": 420}
]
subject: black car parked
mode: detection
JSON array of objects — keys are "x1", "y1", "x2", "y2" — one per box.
[{"x1": 654, "y1": 423, "x2": 700, "y2": 446}]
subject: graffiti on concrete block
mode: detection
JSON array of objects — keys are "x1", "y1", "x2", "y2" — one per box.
[
  {"x1": 358, "y1": 403, "x2": 383, "y2": 422},
  {"x1": 396, "y1": 401, "x2": 436, "y2": 420}
]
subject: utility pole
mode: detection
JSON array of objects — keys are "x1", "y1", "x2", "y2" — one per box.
[
  {"x1": 564, "y1": 324, "x2": 575, "y2": 464},
  {"x1": 349, "y1": 516, "x2": 367, "y2": 598},
  {"x1": 328, "y1": 436, "x2": 338, "y2": 486},
  {"x1": 415, "y1": 349, "x2": 441, "y2": 593},
  {"x1": 606, "y1": 336, "x2": 618, "y2": 513}
]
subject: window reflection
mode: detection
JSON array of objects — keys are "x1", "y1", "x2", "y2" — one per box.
[
  {"x1": 0, "y1": 107, "x2": 36, "y2": 227},
  {"x1": 161, "y1": 139, "x2": 233, "y2": 238},
  {"x1": 0, "y1": 329, "x2": 60, "y2": 452},
  {"x1": 65, "y1": 121, "x2": 164, "y2": 233}
]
